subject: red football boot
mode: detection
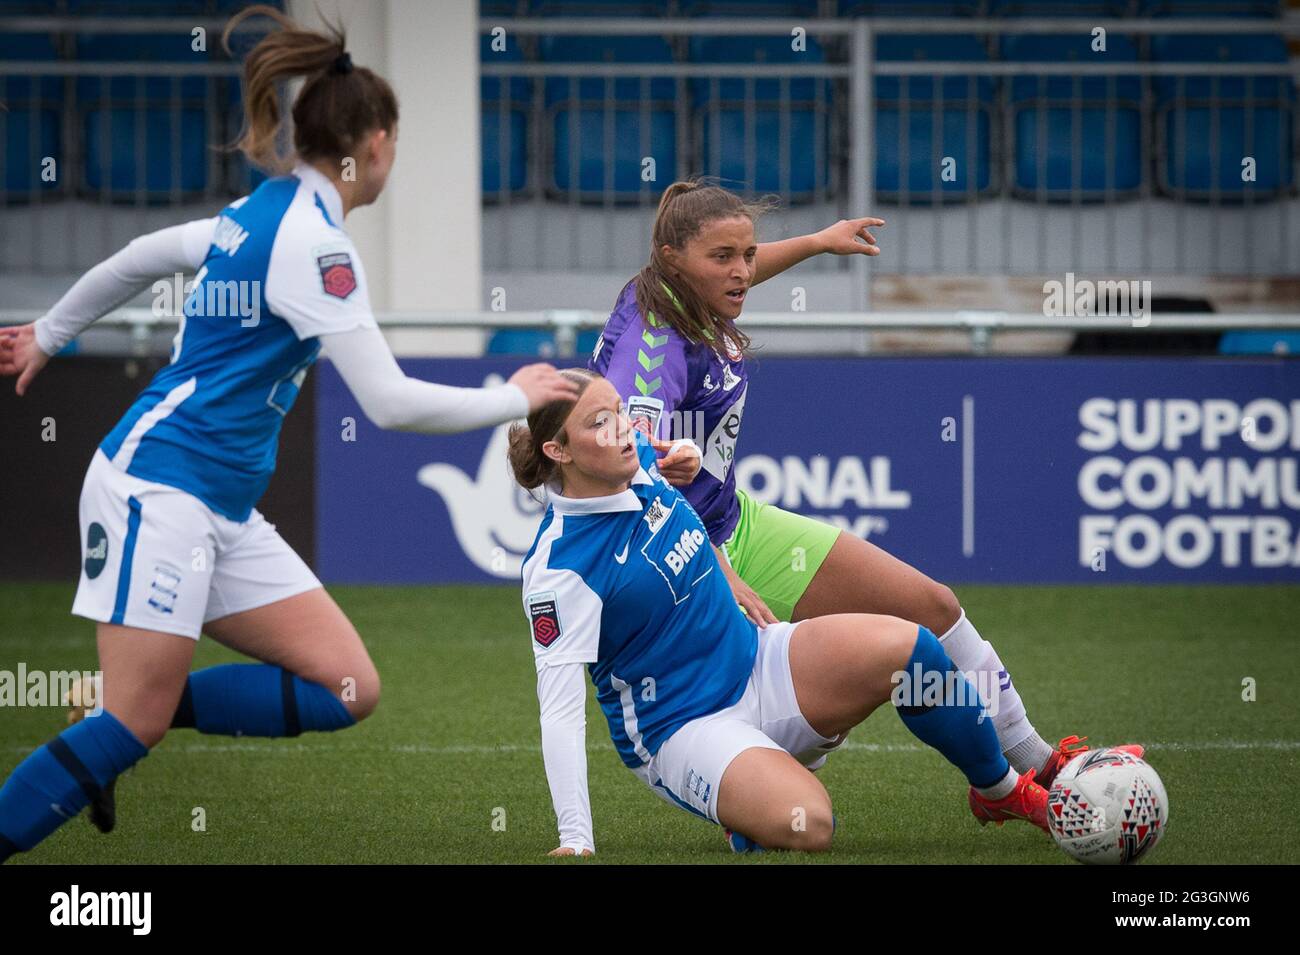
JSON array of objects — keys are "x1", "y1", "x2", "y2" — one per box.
[
  {"x1": 969, "y1": 769, "x2": 1050, "y2": 833},
  {"x1": 1036, "y1": 735, "x2": 1146, "y2": 791}
]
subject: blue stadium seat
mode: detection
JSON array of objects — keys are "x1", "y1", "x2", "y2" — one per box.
[
  {"x1": 66, "y1": 0, "x2": 212, "y2": 12},
  {"x1": 531, "y1": 0, "x2": 670, "y2": 13},
  {"x1": 541, "y1": 35, "x2": 677, "y2": 200},
  {"x1": 873, "y1": 35, "x2": 994, "y2": 200},
  {"x1": 990, "y1": 0, "x2": 1130, "y2": 13},
  {"x1": 0, "y1": 33, "x2": 62, "y2": 198},
  {"x1": 75, "y1": 33, "x2": 213, "y2": 198},
  {"x1": 481, "y1": 34, "x2": 530, "y2": 197},
  {"x1": 690, "y1": 35, "x2": 832, "y2": 198},
  {"x1": 1218, "y1": 332, "x2": 1300, "y2": 355},
  {"x1": 1151, "y1": 34, "x2": 1295, "y2": 198},
  {"x1": 481, "y1": 0, "x2": 524, "y2": 14},
  {"x1": 486, "y1": 329, "x2": 601, "y2": 356},
  {"x1": 1137, "y1": 1, "x2": 1281, "y2": 16},
  {"x1": 1003, "y1": 33, "x2": 1142, "y2": 198},
  {"x1": 839, "y1": 1, "x2": 979, "y2": 12},
  {"x1": 682, "y1": 0, "x2": 818, "y2": 14}
]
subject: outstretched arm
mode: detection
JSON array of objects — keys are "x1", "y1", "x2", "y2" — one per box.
[
  {"x1": 751, "y1": 216, "x2": 885, "y2": 287},
  {"x1": 0, "y1": 218, "x2": 216, "y2": 394},
  {"x1": 33, "y1": 218, "x2": 216, "y2": 356},
  {"x1": 537, "y1": 662, "x2": 594, "y2": 856},
  {"x1": 320, "y1": 325, "x2": 576, "y2": 433}
]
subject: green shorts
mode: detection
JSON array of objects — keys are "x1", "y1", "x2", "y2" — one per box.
[{"x1": 721, "y1": 488, "x2": 841, "y2": 622}]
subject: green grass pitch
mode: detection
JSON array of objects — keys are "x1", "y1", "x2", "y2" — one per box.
[{"x1": 2, "y1": 582, "x2": 1297, "y2": 864}]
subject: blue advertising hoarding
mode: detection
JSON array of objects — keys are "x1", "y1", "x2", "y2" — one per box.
[{"x1": 315, "y1": 357, "x2": 1300, "y2": 585}]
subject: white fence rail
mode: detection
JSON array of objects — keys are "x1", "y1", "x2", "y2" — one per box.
[{"x1": 2, "y1": 308, "x2": 1297, "y2": 356}]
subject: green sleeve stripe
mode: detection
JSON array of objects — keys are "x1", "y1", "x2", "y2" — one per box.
[
  {"x1": 636, "y1": 350, "x2": 665, "y2": 373},
  {"x1": 642, "y1": 328, "x2": 669, "y2": 349}
]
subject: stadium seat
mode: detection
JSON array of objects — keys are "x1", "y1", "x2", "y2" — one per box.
[
  {"x1": 541, "y1": 34, "x2": 677, "y2": 200},
  {"x1": 1151, "y1": 34, "x2": 1295, "y2": 198},
  {"x1": 75, "y1": 33, "x2": 213, "y2": 198},
  {"x1": 690, "y1": 35, "x2": 833, "y2": 198},
  {"x1": 65, "y1": 0, "x2": 212, "y2": 13},
  {"x1": 872, "y1": 35, "x2": 994, "y2": 201},
  {"x1": 481, "y1": 0, "x2": 526, "y2": 15},
  {"x1": 0, "y1": 33, "x2": 62, "y2": 199},
  {"x1": 1218, "y1": 331, "x2": 1300, "y2": 355},
  {"x1": 1002, "y1": 33, "x2": 1142, "y2": 198},
  {"x1": 486, "y1": 328, "x2": 601, "y2": 357},
  {"x1": 481, "y1": 34, "x2": 530, "y2": 197},
  {"x1": 531, "y1": 0, "x2": 671, "y2": 13},
  {"x1": 989, "y1": 0, "x2": 1130, "y2": 13},
  {"x1": 1137, "y1": 0, "x2": 1282, "y2": 16},
  {"x1": 838, "y1": 1, "x2": 979, "y2": 13},
  {"x1": 682, "y1": 0, "x2": 818, "y2": 14}
]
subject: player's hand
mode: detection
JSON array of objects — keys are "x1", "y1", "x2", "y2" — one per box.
[
  {"x1": 508, "y1": 363, "x2": 581, "y2": 411},
  {"x1": 547, "y1": 846, "x2": 594, "y2": 857},
  {"x1": 650, "y1": 434, "x2": 701, "y2": 486},
  {"x1": 816, "y1": 216, "x2": 884, "y2": 257},
  {"x1": 0, "y1": 323, "x2": 51, "y2": 396},
  {"x1": 715, "y1": 547, "x2": 778, "y2": 628}
]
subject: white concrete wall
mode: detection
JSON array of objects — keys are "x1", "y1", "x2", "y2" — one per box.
[{"x1": 294, "y1": 0, "x2": 483, "y2": 355}]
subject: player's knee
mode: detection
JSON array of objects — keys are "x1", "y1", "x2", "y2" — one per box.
[
  {"x1": 342, "y1": 667, "x2": 381, "y2": 722},
  {"x1": 790, "y1": 803, "x2": 835, "y2": 852},
  {"x1": 122, "y1": 713, "x2": 170, "y2": 749},
  {"x1": 920, "y1": 581, "x2": 961, "y2": 634}
]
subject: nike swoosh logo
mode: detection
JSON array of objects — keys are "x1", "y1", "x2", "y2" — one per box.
[
  {"x1": 614, "y1": 542, "x2": 629, "y2": 564},
  {"x1": 50, "y1": 803, "x2": 71, "y2": 819}
]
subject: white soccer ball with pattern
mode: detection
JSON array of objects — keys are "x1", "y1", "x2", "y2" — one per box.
[{"x1": 1046, "y1": 748, "x2": 1168, "y2": 865}]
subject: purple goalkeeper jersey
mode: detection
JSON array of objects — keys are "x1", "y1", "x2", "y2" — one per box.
[{"x1": 589, "y1": 279, "x2": 750, "y2": 544}]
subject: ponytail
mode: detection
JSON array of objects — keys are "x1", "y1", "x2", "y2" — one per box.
[{"x1": 223, "y1": 4, "x2": 398, "y2": 174}]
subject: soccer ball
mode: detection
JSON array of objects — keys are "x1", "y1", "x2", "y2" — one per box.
[{"x1": 1046, "y1": 748, "x2": 1168, "y2": 865}]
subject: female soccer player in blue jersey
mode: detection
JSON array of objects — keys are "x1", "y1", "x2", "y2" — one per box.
[
  {"x1": 510, "y1": 369, "x2": 1066, "y2": 855},
  {"x1": 591, "y1": 180, "x2": 1140, "y2": 797},
  {"x1": 0, "y1": 6, "x2": 576, "y2": 864}
]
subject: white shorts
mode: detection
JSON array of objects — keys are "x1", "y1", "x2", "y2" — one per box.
[
  {"x1": 632, "y1": 619, "x2": 844, "y2": 824},
  {"x1": 71, "y1": 449, "x2": 321, "y2": 639}
]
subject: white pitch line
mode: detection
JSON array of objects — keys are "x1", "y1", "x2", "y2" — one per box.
[{"x1": 7, "y1": 740, "x2": 1300, "y2": 757}]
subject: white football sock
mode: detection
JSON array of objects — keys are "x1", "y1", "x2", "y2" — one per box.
[
  {"x1": 938, "y1": 610, "x2": 1054, "y2": 775},
  {"x1": 973, "y1": 766, "x2": 1019, "y2": 801}
]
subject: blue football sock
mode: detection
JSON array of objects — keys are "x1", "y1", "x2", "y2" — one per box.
[
  {"x1": 894, "y1": 626, "x2": 1011, "y2": 789},
  {"x1": 170, "y1": 664, "x2": 354, "y2": 737},
  {"x1": 0, "y1": 710, "x2": 147, "y2": 857}
]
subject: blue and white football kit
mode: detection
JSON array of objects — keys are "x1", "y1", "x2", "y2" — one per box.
[
  {"x1": 520, "y1": 432, "x2": 840, "y2": 852},
  {"x1": 37, "y1": 163, "x2": 530, "y2": 639},
  {"x1": 0, "y1": 163, "x2": 541, "y2": 862}
]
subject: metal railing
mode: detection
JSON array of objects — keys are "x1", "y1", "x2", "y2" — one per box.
[
  {"x1": 1, "y1": 13, "x2": 1298, "y2": 293},
  {"x1": 479, "y1": 15, "x2": 1300, "y2": 304},
  {"x1": 2, "y1": 306, "x2": 1297, "y2": 356}
]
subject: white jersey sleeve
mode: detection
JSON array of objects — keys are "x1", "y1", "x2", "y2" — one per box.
[
  {"x1": 537, "y1": 661, "x2": 594, "y2": 854},
  {"x1": 521, "y1": 518, "x2": 603, "y2": 671},
  {"x1": 33, "y1": 216, "x2": 217, "y2": 356},
  {"x1": 319, "y1": 326, "x2": 528, "y2": 433},
  {"x1": 264, "y1": 215, "x2": 377, "y2": 341}
]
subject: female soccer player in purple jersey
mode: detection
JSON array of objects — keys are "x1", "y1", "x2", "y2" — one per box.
[
  {"x1": 591, "y1": 179, "x2": 1141, "y2": 792},
  {"x1": 510, "y1": 369, "x2": 1059, "y2": 855},
  {"x1": 0, "y1": 6, "x2": 576, "y2": 864}
]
